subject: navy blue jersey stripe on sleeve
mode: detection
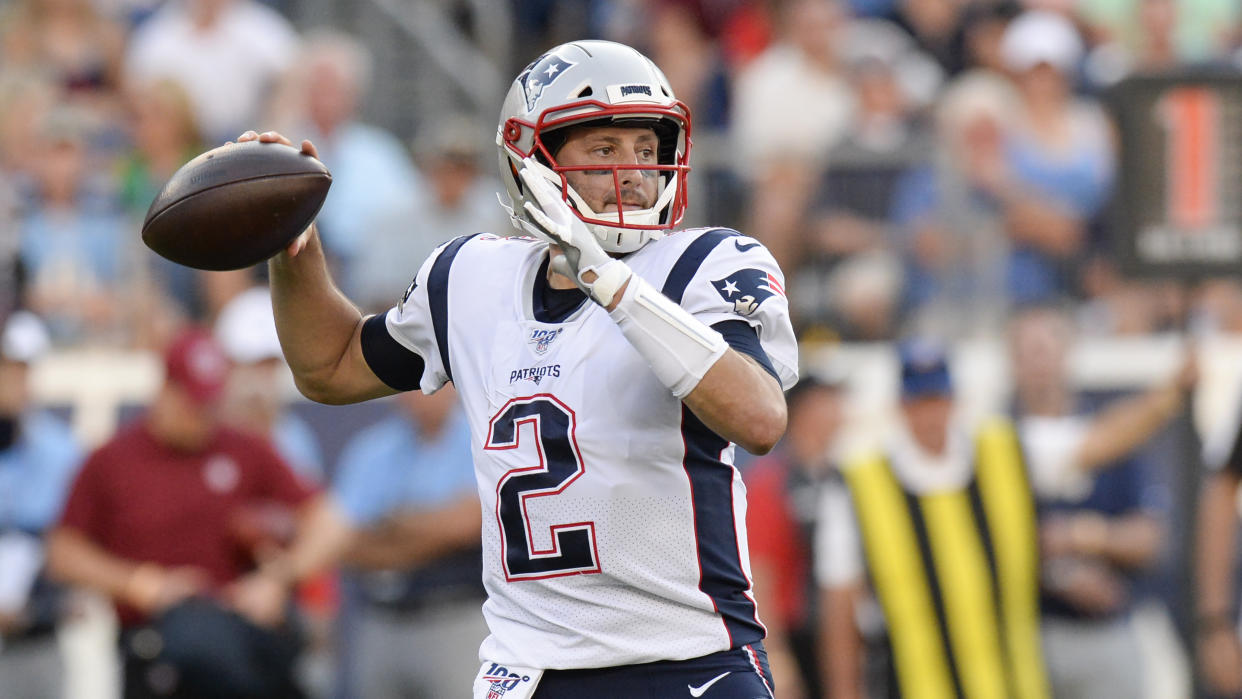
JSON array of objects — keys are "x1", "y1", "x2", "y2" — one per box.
[
  {"x1": 360, "y1": 314, "x2": 425, "y2": 391},
  {"x1": 662, "y1": 228, "x2": 739, "y2": 303},
  {"x1": 427, "y1": 234, "x2": 479, "y2": 383},
  {"x1": 712, "y1": 320, "x2": 777, "y2": 382},
  {"x1": 680, "y1": 406, "x2": 765, "y2": 648}
]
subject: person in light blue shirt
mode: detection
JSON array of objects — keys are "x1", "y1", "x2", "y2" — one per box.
[
  {"x1": 0, "y1": 311, "x2": 83, "y2": 696},
  {"x1": 278, "y1": 31, "x2": 427, "y2": 297},
  {"x1": 332, "y1": 386, "x2": 487, "y2": 699}
]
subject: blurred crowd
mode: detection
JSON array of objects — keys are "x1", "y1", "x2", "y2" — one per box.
[
  {"x1": 3, "y1": 0, "x2": 1242, "y2": 697},
  {"x1": 0, "y1": 0, "x2": 1240, "y2": 350}
]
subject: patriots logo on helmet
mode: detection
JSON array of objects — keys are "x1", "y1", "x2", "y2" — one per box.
[
  {"x1": 714, "y1": 269, "x2": 785, "y2": 316},
  {"x1": 519, "y1": 53, "x2": 575, "y2": 112}
]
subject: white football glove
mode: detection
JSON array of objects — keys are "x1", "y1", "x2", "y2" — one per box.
[{"x1": 518, "y1": 158, "x2": 632, "y2": 307}]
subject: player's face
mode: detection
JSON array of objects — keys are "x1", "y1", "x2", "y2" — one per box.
[{"x1": 553, "y1": 126, "x2": 660, "y2": 215}]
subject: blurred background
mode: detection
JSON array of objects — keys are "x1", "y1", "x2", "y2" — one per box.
[{"x1": 3, "y1": 0, "x2": 1242, "y2": 697}]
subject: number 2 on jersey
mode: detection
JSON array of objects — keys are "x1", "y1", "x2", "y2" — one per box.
[{"x1": 486, "y1": 395, "x2": 601, "y2": 581}]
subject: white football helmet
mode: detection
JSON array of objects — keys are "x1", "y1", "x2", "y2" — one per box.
[{"x1": 497, "y1": 40, "x2": 692, "y2": 254}]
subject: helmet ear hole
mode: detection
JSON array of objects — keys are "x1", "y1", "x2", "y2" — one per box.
[{"x1": 574, "y1": 86, "x2": 594, "y2": 98}]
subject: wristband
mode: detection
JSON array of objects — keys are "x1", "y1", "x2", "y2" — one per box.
[{"x1": 608, "y1": 275, "x2": 728, "y2": 399}]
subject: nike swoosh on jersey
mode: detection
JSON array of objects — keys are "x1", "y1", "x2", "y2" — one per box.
[
  {"x1": 688, "y1": 671, "x2": 731, "y2": 697},
  {"x1": 734, "y1": 240, "x2": 760, "y2": 252}
]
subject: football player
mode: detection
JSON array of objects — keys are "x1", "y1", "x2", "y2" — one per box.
[{"x1": 242, "y1": 40, "x2": 797, "y2": 698}]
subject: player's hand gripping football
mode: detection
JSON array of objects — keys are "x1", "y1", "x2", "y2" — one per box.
[
  {"x1": 236, "y1": 130, "x2": 319, "y2": 257},
  {"x1": 518, "y1": 158, "x2": 631, "y2": 307}
]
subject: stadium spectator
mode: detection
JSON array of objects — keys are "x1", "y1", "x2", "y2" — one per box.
[
  {"x1": 0, "y1": 311, "x2": 82, "y2": 697},
  {"x1": 747, "y1": 374, "x2": 846, "y2": 698},
  {"x1": 954, "y1": 1, "x2": 1020, "y2": 75},
  {"x1": 732, "y1": 0, "x2": 856, "y2": 272},
  {"x1": 641, "y1": 1, "x2": 731, "y2": 130},
  {"x1": 887, "y1": 72, "x2": 1017, "y2": 337},
  {"x1": 215, "y1": 286, "x2": 324, "y2": 484},
  {"x1": 796, "y1": 19, "x2": 939, "y2": 338},
  {"x1": 0, "y1": 0, "x2": 126, "y2": 122},
  {"x1": 890, "y1": 0, "x2": 970, "y2": 75},
  {"x1": 332, "y1": 386, "x2": 486, "y2": 699},
  {"x1": 46, "y1": 328, "x2": 319, "y2": 698},
  {"x1": 1010, "y1": 306, "x2": 1193, "y2": 698},
  {"x1": 124, "y1": 0, "x2": 300, "y2": 144},
  {"x1": 117, "y1": 78, "x2": 249, "y2": 332},
  {"x1": 351, "y1": 118, "x2": 508, "y2": 312},
  {"x1": 995, "y1": 10, "x2": 1114, "y2": 305},
  {"x1": 18, "y1": 106, "x2": 130, "y2": 346},
  {"x1": 816, "y1": 340, "x2": 1051, "y2": 698},
  {"x1": 1196, "y1": 382, "x2": 1242, "y2": 697},
  {"x1": 0, "y1": 71, "x2": 60, "y2": 178},
  {"x1": 1079, "y1": 0, "x2": 1239, "y2": 70},
  {"x1": 269, "y1": 29, "x2": 425, "y2": 294}
]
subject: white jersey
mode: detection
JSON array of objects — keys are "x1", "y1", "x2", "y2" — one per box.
[{"x1": 363, "y1": 227, "x2": 798, "y2": 669}]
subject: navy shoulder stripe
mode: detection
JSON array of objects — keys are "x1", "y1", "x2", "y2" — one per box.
[
  {"x1": 360, "y1": 314, "x2": 425, "y2": 391},
  {"x1": 661, "y1": 228, "x2": 740, "y2": 303},
  {"x1": 427, "y1": 234, "x2": 481, "y2": 383}
]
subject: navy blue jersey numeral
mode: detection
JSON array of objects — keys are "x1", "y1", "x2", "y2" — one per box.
[{"x1": 486, "y1": 395, "x2": 600, "y2": 581}]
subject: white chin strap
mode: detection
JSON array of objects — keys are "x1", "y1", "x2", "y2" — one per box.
[{"x1": 522, "y1": 158, "x2": 678, "y2": 254}]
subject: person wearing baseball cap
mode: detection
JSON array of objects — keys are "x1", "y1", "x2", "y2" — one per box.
[
  {"x1": 47, "y1": 326, "x2": 320, "y2": 698},
  {"x1": 817, "y1": 339, "x2": 1051, "y2": 698},
  {"x1": 0, "y1": 311, "x2": 83, "y2": 698},
  {"x1": 215, "y1": 287, "x2": 323, "y2": 484}
]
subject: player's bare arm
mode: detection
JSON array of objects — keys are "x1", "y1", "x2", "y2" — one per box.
[
  {"x1": 240, "y1": 130, "x2": 396, "y2": 404},
  {"x1": 682, "y1": 350, "x2": 786, "y2": 455}
]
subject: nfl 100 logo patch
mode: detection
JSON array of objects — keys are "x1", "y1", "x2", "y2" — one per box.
[
  {"x1": 480, "y1": 663, "x2": 532, "y2": 698},
  {"x1": 528, "y1": 328, "x2": 562, "y2": 355}
]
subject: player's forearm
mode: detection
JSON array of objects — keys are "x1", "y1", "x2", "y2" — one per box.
[
  {"x1": 683, "y1": 350, "x2": 786, "y2": 454},
  {"x1": 1197, "y1": 474, "x2": 1241, "y2": 620},
  {"x1": 268, "y1": 227, "x2": 373, "y2": 403}
]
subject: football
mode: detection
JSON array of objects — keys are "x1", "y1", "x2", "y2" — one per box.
[{"x1": 141, "y1": 140, "x2": 332, "y2": 271}]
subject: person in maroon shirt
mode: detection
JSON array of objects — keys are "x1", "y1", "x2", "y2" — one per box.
[{"x1": 47, "y1": 328, "x2": 318, "y2": 699}]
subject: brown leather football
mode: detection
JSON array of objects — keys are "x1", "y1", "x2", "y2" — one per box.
[{"x1": 142, "y1": 140, "x2": 332, "y2": 271}]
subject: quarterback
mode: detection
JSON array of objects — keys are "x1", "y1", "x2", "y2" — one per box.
[{"x1": 246, "y1": 40, "x2": 797, "y2": 698}]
